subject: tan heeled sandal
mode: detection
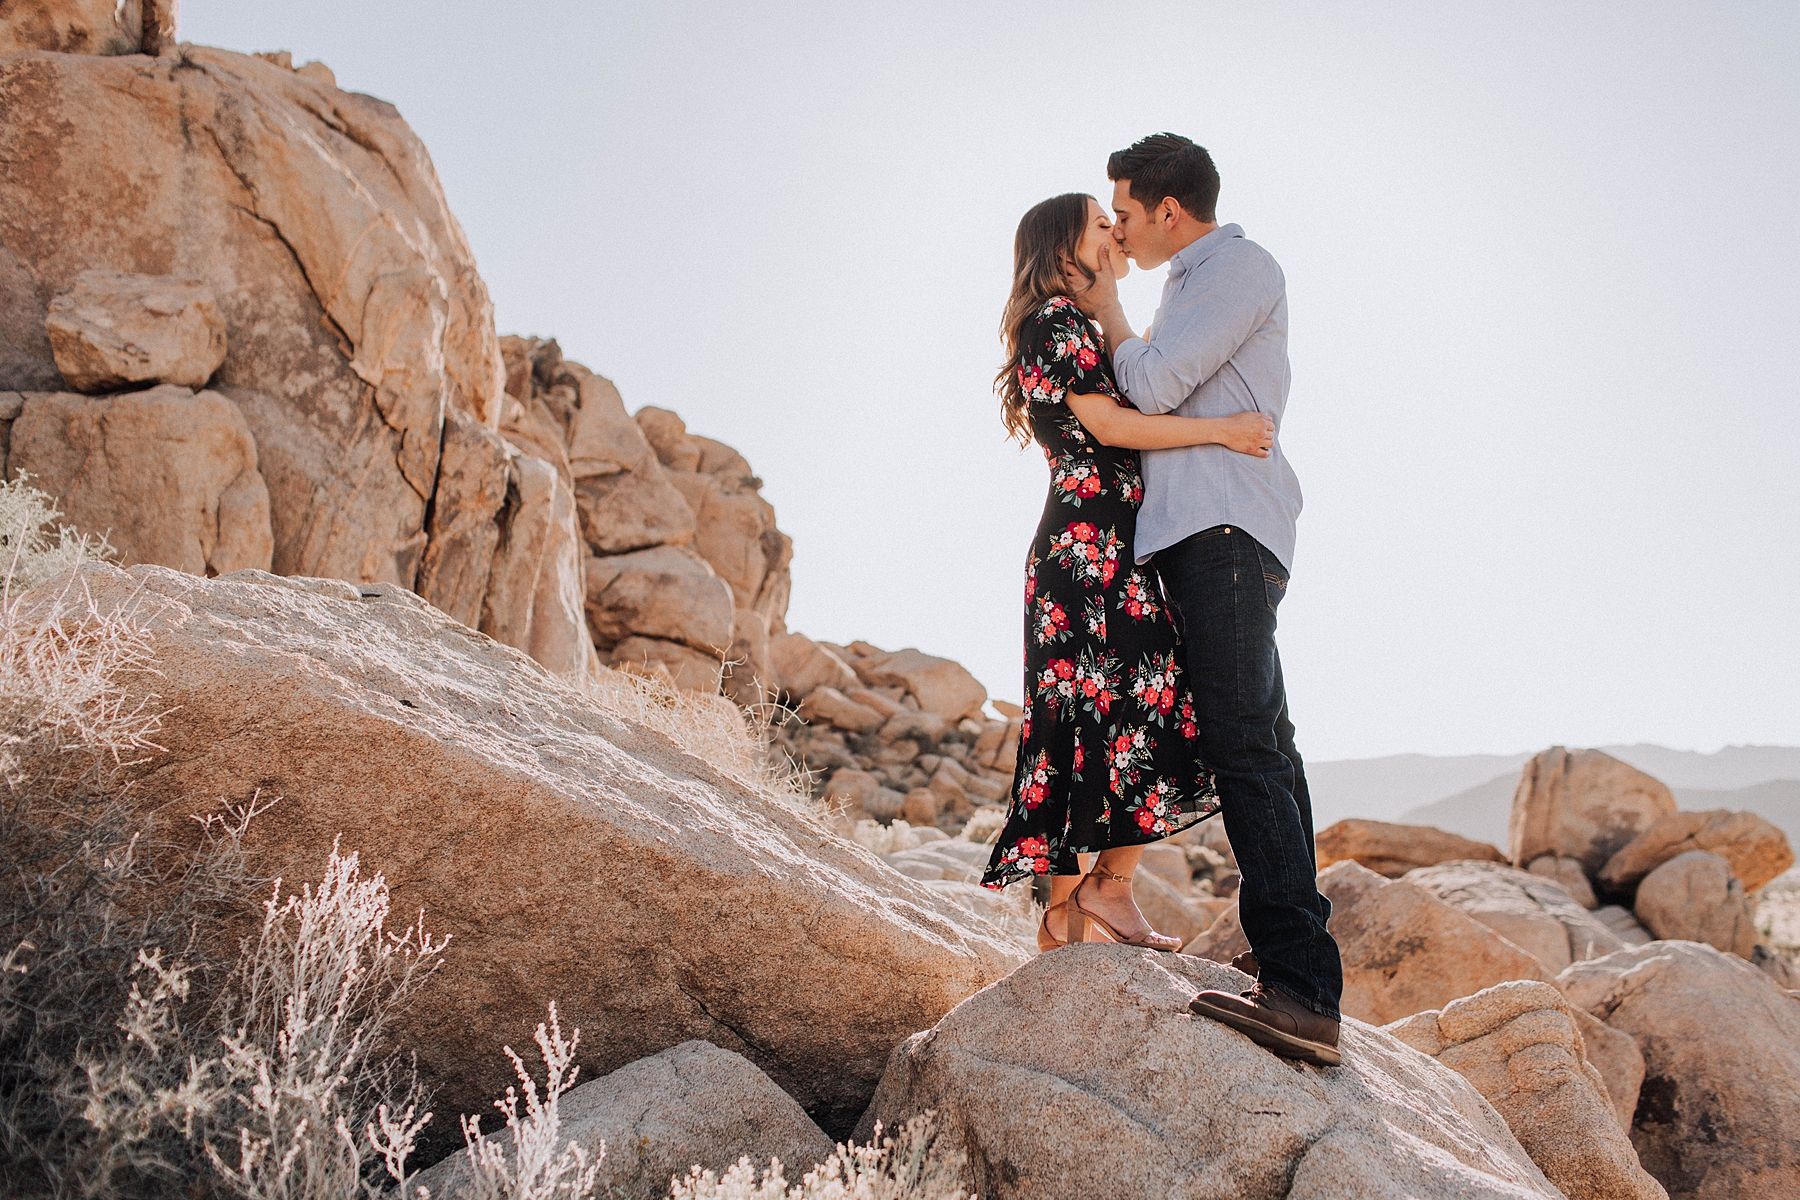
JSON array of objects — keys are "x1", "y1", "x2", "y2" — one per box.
[
  {"x1": 1069, "y1": 864, "x2": 1183, "y2": 952},
  {"x1": 1037, "y1": 899, "x2": 1073, "y2": 952}
]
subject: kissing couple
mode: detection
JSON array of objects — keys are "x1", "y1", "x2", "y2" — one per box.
[{"x1": 979, "y1": 133, "x2": 1345, "y2": 1068}]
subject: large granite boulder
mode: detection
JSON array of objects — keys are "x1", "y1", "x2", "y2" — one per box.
[
  {"x1": 1561, "y1": 941, "x2": 1800, "y2": 1200},
  {"x1": 1509, "y1": 748, "x2": 1676, "y2": 877},
  {"x1": 43, "y1": 270, "x2": 226, "y2": 392},
  {"x1": 0, "y1": 45, "x2": 505, "y2": 591},
  {"x1": 1404, "y1": 860, "x2": 1629, "y2": 972},
  {"x1": 54, "y1": 562, "x2": 1024, "y2": 1153},
  {"x1": 1315, "y1": 818, "x2": 1507, "y2": 877},
  {"x1": 7, "y1": 386, "x2": 272, "y2": 576},
  {"x1": 848, "y1": 645, "x2": 988, "y2": 722},
  {"x1": 1631, "y1": 851, "x2": 1757, "y2": 958},
  {"x1": 477, "y1": 450, "x2": 594, "y2": 681},
  {"x1": 583, "y1": 545, "x2": 734, "y2": 656},
  {"x1": 858, "y1": 944, "x2": 1562, "y2": 1199},
  {"x1": 1598, "y1": 809, "x2": 1794, "y2": 895},
  {"x1": 1385, "y1": 980, "x2": 1665, "y2": 1200},
  {"x1": 411, "y1": 1040, "x2": 833, "y2": 1200}
]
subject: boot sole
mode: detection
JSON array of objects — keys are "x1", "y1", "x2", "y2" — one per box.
[{"x1": 1188, "y1": 994, "x2": 1342, "y2": 1067}]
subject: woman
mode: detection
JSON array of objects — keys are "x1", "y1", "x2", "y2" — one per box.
[{"x1": 980, "y1": 193, "x2": 1275, "y2": 953}]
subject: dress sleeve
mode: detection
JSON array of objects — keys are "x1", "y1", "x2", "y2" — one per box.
[{"x1": 1017, "y1": 299, "x2": 1117, "y2": 405}]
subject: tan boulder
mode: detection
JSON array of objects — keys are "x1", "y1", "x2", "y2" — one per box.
[
  {"x1": 52, "y1": 562, "x2": 1025, "y2": 1151},
  {"x1": 1316, "y1": 818, "x2": 1507, "y2": 877},
  {"x1": 796, "y1": 685, "x2": 885, "y2": 733},
  {"x1": 1509, "y1": 748, "x2": 1677, "y2": 876},
  {"x1": 879, "y1": 710, "x2": 948, "y2": 746},
  {"x1": 1561, "y1": 941, "x2": 1800, "y2": 1200},
  {"x1": 1598, "y1": 809, "x2": 1795, "y2": 895},
  {"x1": 1573, "y1": 1007, "x2": 1649, "y2": 1131},
  {"x1": 635, "y1": 405, "x2": 703, "y2": 472},
  {"x1": 845, "y1": 686, "x2": 902, "y2": 720},
  {"x1": 559, "y1": 367, "x2": 695, "y2": 555},
  {"x1": 44, "y1": 270, "x2": 226, "y2": 392},
  {"x1": 414, "y1": 408, "x2": 510, "y2": 629},
  {"x1": 1528, "y1": 855, "x2": 1600, "y2": 908},
  {"x1": 1404, "y1": 860, "x2": 1629, "y2": 972},
  {"x1": 853, "y1": 647, "x2": 987, "y2": 721},
  {"x1": 8, "y1": 386, "x2": 272, "y2": 576},
  {"x1": 928, "y1": 765, "x2": 972, "y2": 817},
  {"x1": 1319, "y1": 860, "x2": 1557, "y2": 1024},
  {"x1": 858, "y1": 944, "x2": 1561, "y2": 1199},
  {"x1": 0, "y1": 47, "x2": 505, "y2": 587},
  {"x1": 583, "y1": 545, "x2": 733, "y2": 656},
  {"x1": 411, "y1": 1039, "x2": 834, "y2": 1200},
  {"x1": 820, "y1": 768, "x2": 880, "y2": 822},
  {"x1": 665, "y1": 465, "x2": 790, "y2": 628},
  {"x1": 479, "y1": 450, "x2": 592, "y2": 681},
  {"x1": 1631, "y1": 851, "x2": 1757, "y2": 957},
  {"x1": 1384, "y1": 981, "x2": 1665, "y2": 1200},
  {"x1": 610, "y1": 636, "x2": 723, "y2": 694},
  {"x1": 767, "y1": 632, "x2": 858, "y2": 700}
]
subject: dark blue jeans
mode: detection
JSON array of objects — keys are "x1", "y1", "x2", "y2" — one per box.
[{"x1": 1156, "y1": 524, "x2": 1343, "y2": 1020}]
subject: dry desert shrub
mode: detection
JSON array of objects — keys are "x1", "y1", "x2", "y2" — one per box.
[
  {"x1": 582, "y1": 665, "x2": 810, "y2": 805},
  {"x1": 0, "y1": 481, "x2": 441, "y2": 1200},
  {"x1": 667, "y1": 1113, "x2": 971, "y2": 1200},
  {"x1": 441, "y1": 1003, "x2": 603, "y2": 1200}
]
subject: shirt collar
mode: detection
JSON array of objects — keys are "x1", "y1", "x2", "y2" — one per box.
[{"x1": 1167, "y1": 222, "x2": 1244, "y2": 279}]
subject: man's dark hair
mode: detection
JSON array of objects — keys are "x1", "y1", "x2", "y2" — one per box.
[{"x1": 1107, "y1": 133, "x2": 1219, "y2": 223}]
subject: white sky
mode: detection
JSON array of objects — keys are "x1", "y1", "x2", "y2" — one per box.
[{"x1": 184, "y1": 2, "x2": 1800, "y2": 761}]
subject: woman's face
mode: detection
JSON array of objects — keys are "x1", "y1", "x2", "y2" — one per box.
[{"x1": 1076, "y1": 197, "x2": 1129, "y2": 281}]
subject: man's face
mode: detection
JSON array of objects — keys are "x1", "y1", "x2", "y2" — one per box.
[{"x1": 1110, "y1": 178, "x2": 1174, "y2": 269}]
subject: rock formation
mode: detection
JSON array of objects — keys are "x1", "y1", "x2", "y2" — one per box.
[
  {"x1": 1315, "y1": 817, "x2": 1507, "y2": 877},
  {"x1": 1561, "y1": 941, "x2": 1800, "y2": 1200},
  {"x1": 859, "y1": 944, "x2": 1563, "y2": 1199},
  {"x1": 61, "y1": 562, "x2": 1025, "y2": 1149},
  {"x1": 412, "y1": 1040, "x2": 834, "y2": 1200},
  {"x1": 1384, "y1": 980, "x2": 1666, "y2": 1200}
]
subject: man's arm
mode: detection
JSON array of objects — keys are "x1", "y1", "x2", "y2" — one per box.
[{"x1": 1077, "y1": 247, "x2": 1278, "y2": 415}]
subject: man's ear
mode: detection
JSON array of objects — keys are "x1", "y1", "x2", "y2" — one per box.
[{"x1": 1157, "y1": 196, "x2": 1184, "y2": 227}]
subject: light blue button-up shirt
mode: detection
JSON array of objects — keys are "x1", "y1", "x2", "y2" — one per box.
[{"x1": 1111, "y1": 223, "x2": 1303, "y2": 569}]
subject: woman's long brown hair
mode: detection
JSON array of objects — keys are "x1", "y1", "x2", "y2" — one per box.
[{"x1": 997, "y1": 193, "x2": 1095, "y2": 445}]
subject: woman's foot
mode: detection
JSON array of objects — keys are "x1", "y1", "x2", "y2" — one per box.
[
  {"x1": 1071, "y1": 865, "x2": 1181, "y2": 950},
  {"x1": 1074, "y1": 869, "x2": 1153, "y2": 941}
]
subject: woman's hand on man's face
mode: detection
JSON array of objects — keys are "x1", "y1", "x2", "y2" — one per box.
[{"x1": 1066, "y1": 242, "x2": 1121, "y2": 315}]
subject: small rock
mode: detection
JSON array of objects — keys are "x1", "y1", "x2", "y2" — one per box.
[
  {"x1": 901, "y1": 788, "x2": 939, "y2": 827},
  {"x1": 853, "y1": 646, "x2": 987, "y2": 721},
  {"x1": 880, "y1": 710, "x2": 947, "y2": 745},
  {"x1": 767, "y1": 632, "x2": 858, "y2": 700},
  {"x1": 1316, "y1": 818, "x2": 1507, "y2": 877},
  {"x1": 797, "y1": 685, "x2": 886, "y2": 733},
  {"x1": 45, "y1": 271, "x2": 228, "y2": 392},
  {"x1": 1590, "y1": 904, "x2": 1654, "y2": 946},
  {"x1": 1527, "y1": 855, "x2": 1599, "y2": 908}
]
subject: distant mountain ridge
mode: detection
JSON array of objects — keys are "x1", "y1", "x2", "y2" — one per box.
[{"x1": 1308, "y1": 744, "x2": 1800, "y2": 852}]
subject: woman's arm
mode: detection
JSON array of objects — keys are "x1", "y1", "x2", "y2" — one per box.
[{"x1": 1066, "y1": 393, "x2": 1273, "y2": 455}]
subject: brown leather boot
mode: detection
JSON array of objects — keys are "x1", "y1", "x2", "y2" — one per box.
[
  {"x1": 1188, "y1": 981, "x2": 1341, "y2": 1067},
  {"x1": 1228, "y1": 950, "x2": 1259, "y2": 978}
]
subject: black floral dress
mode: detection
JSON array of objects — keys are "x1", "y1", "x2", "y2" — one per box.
[{"x1": 983, "y1": 296, "x2": 1220, "y2": 888}]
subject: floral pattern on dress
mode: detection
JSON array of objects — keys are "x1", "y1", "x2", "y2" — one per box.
[{"x1": 984, "y1": 296, "x2": 1220, "y2": 890}]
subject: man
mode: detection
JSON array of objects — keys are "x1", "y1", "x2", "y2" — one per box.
[{"x1": 1072, "y1": 132, "x2": 1344, "y2": 1067}]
